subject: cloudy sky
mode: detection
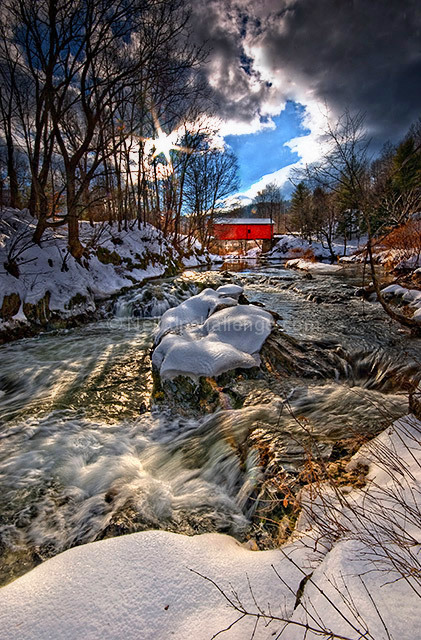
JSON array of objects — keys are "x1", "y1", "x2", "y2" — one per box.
[{"x1": 189, "y1": 0, "x2": 421, "y2": 200}]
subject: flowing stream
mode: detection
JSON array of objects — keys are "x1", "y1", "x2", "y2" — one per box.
[{"x1": 0, "y1": 262, "x2": 420, "y2": 585}]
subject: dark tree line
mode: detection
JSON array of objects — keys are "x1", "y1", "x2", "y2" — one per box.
[
  {"x1": 289, "y1": 112, "x2": 421, "y2": 259},
  {"x1": 290, "y1": 111, "x2": 421, "y2": 331},
  {"x1": 0, "y1": 0, "x2": 239, "y2": 257}
]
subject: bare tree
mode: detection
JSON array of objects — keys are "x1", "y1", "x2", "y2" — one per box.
[
  {"x1": 1, "y1": 0, "x2": 206, "y2": 257},
  {"x1": 183, "y1": 143, "x2": 239, "y2": 248},
  {"x1": 0, "y1": 44, "x2": 21, "y2": 209},
  {"x1": 306, "y1": 110, "x2": 420, "y2": 333},
  {"x1": 254, "y1": 182, "x2": 286, "y2": 232}
]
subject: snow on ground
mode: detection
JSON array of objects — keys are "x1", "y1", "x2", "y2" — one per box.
[
  {"x1": 245, "y1": 246, "x2": 262, "y2": 258},
  {"x1": 267, "y1": 234, "x2": 331, "y2": 260},
  {"x1": 179, "y1": 236, "x2": 223, "y2": 267},
  {"x1": 0, "y1": 531, "x2": 304, "y2": 640},
  {"x1": 341, "y1": 245, "x2": 421, "y2": 271},
  {"x1": 267, "y1": 234, "x2": 367, "y2": 261},
  {"x1": 285, "y1": 258, "x2": 343, "y2": 274},
  {"x1": 0, "y1": 208, "x2": 218, "y2": 331},
  {"x1": 152, "y1": 285, "x2": 274, "y2": 379},
  {"x1": 0, "y1": 415, "x2": 419, "y2": 640},
  {"x1": 288, "y1": 413, "x2": 421, "y2": 639},
  {"x1": 222, "y1": 246, "x2": 261, "y2": 260}
]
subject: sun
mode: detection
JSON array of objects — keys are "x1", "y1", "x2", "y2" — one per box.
[
  {"x1": 151, "y1": 125, "x2": 179, "y2": 164},
  {"x1": 140, "y1": 114, "x2": 193, "y2": 170}
]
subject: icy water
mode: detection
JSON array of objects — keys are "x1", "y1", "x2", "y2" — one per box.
[{"x1": 0, "y1": 263, "x2": 420, "y2": 584}]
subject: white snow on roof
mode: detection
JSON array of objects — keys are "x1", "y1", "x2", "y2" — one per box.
[{"x1": 214, "y1": 218, "x2": 273, "y2": 225}]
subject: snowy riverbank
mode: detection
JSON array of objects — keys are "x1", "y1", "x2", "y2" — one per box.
[
  {"x1": 0, "y1": 413, "x2": 419, "y2": 640},
  {"x1": 267, "y1": 233, "x2": 367, "y2": 261},
  {"x1": 0, "y1": 208, "x2": 221, "y2": 340}
]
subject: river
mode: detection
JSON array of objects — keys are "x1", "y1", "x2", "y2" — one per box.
[{"x1": 0, "y1": 261, "x2": 419, "y2": 585}]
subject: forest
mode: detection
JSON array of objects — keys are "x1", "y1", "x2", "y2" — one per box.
[
  {"x1": 1, "y1": 2, "x2": 421, "y2": 640},
  {"x1": 0, "y1": 0, "x2": 239, "y2": 257}
]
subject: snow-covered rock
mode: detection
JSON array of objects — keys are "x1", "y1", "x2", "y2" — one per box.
[
  {"x1": 215, "y1": 284, "x2": 244, "y2": 299},
  {"x1": 381, "y1": 284, "x2": 407, "y2": 298},
  {"x1": 380, "y1": 284, "x2": 421, "y2": 321},
  {"x1": 152, "y1": 287, "x2": 274, "y2": 380},
  {"x1": 285, "y1": 258, "x2": 342, "y2": 274},
  {"x1": 155, "y1": 287, "x2": 238, "y2": 341}
]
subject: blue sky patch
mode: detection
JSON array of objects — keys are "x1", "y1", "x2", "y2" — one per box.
[{"x1": 224, "y1": 101, "x2": 310, "y2": 192}]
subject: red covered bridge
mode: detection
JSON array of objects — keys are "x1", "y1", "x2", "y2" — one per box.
[{"x1": 212, "y1": 218, "x2": 274, "y2": 241}]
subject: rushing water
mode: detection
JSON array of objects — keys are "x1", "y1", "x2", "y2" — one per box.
[{"x1": 0, "y1": 263, "x2": 419, "y2": 585}]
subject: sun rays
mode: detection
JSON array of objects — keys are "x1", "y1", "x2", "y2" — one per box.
[{"x1": 141, "y1": 114, "x2": 193, "y2": 172}]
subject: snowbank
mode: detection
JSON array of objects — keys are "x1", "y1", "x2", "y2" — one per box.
[
  {"x1": 288, "y1": 414, "x2": 421, "y2": 639},
  {"x1": 1, "y1": 415, "x2": 420, "y2": 639},
  {"x1": 267, "y1": 234, "x2": 367, "y2": 261},
  {"x1": 245, "y1": 246, "x2": 262, "y2": 258},
  {"x1": 285, "y1": 258, "x2": 342, "y2": 274},
  {"x1": 267, "y1": 234, "x2": 332, "y2": 260},
  {"x1": 0, "y1": 208, "x2": 218, "y2": 333},
  {"x1": 152, "y1": 286, "x2": 274, "y2": 379},
  {"x1": 179, "y1": 236, "x2": 223, "y2": 267},
  {"x1": 341, "y1": 246, "x2": 421, "y2": 272},
  {"x1": 0, "y1": 531, "x2": 304, "y2": 640}
]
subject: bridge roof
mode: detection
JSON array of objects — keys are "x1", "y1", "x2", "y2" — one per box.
[{"x1": 213, "y1": 218, "x2": 273, "y2": 225}]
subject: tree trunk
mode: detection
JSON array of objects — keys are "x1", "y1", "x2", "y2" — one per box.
[
  {"x1": 6, "y1": 137, "x2": 20, "y2": 209},
  {"x1": 31, "y1": 183, "x2": 49, "y2": 244},
  {"x1": 32, "y1": 217, "x2": 47, "y2": 245},
  {"x1": 68, "y1": 211, "x2": 84, "y2": 258},
  {"x1": 67, "y1": 176, "x2": 84, "y2": 259}
]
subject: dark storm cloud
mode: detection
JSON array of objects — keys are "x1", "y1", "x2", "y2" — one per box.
[
  {"x1": 189, "y1": 0, "x2": 272, "y2": 125},
  {"x1": 190, "y1": 0, "x2": 421, "y2": 143}
]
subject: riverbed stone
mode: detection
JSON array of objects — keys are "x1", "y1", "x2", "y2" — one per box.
[{"x1": 151, "y1": 323, "x2": 345, "y2": 415}]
